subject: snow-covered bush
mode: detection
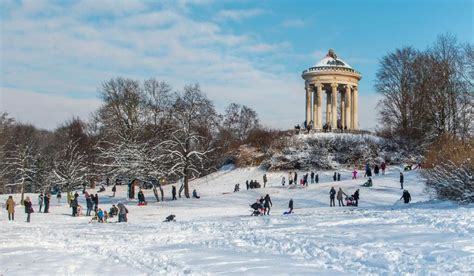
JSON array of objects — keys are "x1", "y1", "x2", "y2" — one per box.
[
  {"x1": 261, "y1": 133, "x2": 414, "y2": 170},
  {"x1": 423, "y1": 136, "x2": 473, "y2": 203}
]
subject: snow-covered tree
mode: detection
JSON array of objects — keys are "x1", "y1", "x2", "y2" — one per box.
[{"x1": 52, "y1": 139, "x2": 88, "y2": 192}]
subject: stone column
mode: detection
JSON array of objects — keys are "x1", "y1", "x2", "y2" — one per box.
[
  {"x1": 353, "y1": 86, "x2": 358, "y2": 130},
  {"x1": 341, "y1": 92, "x2": 345, "y2": 129},
  {"x1": 316, "y1": 83, "x2": 323, "y2": 129},
  {"x1": 331, "y1": 83, "x2": 338, "y2": 129},
  {"x1": 326, "y1": 89, "x2": 331, "y2": 125},
  {"x1": 311, "y1": 85, "x2": 317, "y2": 129},
  {"x1": 345, "y1": 85, "x2": 351, "y2": 129},
  {"x1": 305, "y1": 83, "x2": 311, "y2": 126}
]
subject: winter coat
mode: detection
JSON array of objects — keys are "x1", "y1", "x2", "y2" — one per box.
[
  {"x1": 172, "y1": 186, "x2": 177, "y2": 195},
  {"x1": 24, "y1": 200, "x2": 33, "y2": 214},
  {"x1": 381, "y1": 163, "x2": 386, "y2": 170},
  {"x1": 263, "y1": 175, "x2": 267, "y2": 183},
  {"x1": 337, "y1": 189, "x2": 346, "y2": 200},
  {"x1": 353, "y1": 190, "x2": 360, "y2": 200},
  {"x1": 310, "y1": 172, "x2": 315, "y2": 178},
  {"x1": 264, "y1": 195, "x2": 272, "y2": 208},
  {"x1": 112, "y1": 185, "x2": 117, "y2": 192},
  {"x1": 117, "y1": 203, "x2": 128, "y2": 215},
  {"x1": 71, "y1": 198, "x2": 78, "y2": 208},
  {"x1": 38, "y1": 195, "x2": 44, "y2": 205},
  {"x1": 330, "y1": 188, "x2": 336, "y2": 198},
  {"x1": 6, "y1": 198, "x2": 15, "y2": 213},
  {"x1": 402, "y1": 191, "x2": 411, "y2": 203},
  {"x1": 138, "y1": 192, "x2": 145, "y2": 202},
  {"x1": 86, "y1": 197, "x2": 93, "y2": 208},
  {"x1": 94, "y1": 195, "x2": 99, "y2": 205},
  {"x1": 44, "y1": 195, "x2": 50, "y2": 204},
  {"x1": 289, "y1": 199, "x2": 293, "y2": 209},
  {"x1": 400, "y1": 174, "x2": 404, "y2": 183}
]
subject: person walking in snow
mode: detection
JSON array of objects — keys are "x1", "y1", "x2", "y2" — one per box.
[
  {"x1": 94, "y1": 193, "x2": 99, "y2": 212},
  {"x1": 310, "y1": 171, "x2": 315, "y2": 184},
  {"x1": 6, "y1": 195, "x2": 15, "y2": 221},
  {"x1": 85, "y1": 192, "x2": 93, "y2": 216},
  {"x1": 57, "y1": 191, "x2": 62, "y2": 203},
  {"x1": 337, "y1": 172, "x2": 341, "y2": 181},
  {"x1": 38, "y1": 193, "x2": 44, "y2": 213},
  {"x1": 381, "y1": 162, "x2": 386, "y2": 175},
  {"x1": 400, "y1": 172, "x2": 404, "y2": 189},
  {"x1": 117, "y1": 203, "x2": 128, "y2": 223},
  {"x1": 43, "y1": 193, "x2": 50, "y2": 213},
  {"x1": 281, "y1": 176, "x2": 285, "y2": 186},
  {"x1": 288, "y1": 172, "x2": 293, "y2": 185},
  {"x1": 353, "y1": 189, "x2": 360, "y2": 207},
  {"x1": 315, "y1": 173, "x2": 319, "y2": 184},
  {"x1": 352, "y1": 170, "x2": 358, "y2": 179},
  {"x1": 333, "y1": 172, "x2": 337, "y2": 181},
  {"x1": 263, "y1": 194, "x2": 272, "y2": 215},
  {"x1": 24, "y1": 196, "x2": 33, "y2": 222},
  {"x1": 112, "y1": 184, "x2": 117, "y2": 197},
  {"x1": 71, "y1": 195, "x2": 79, "y2": 217},
  {"x1": 401, "y1": 190, "x2": 411, "y2": 204},
  {"x1": 329, "y1": 187, "x2": 336, "y2": 207},
  {"x1": 287, "y1": 199, "x2": 294, "y2": 214},
  {"x1": 293, "y1": 172, "x2": 298, "y2": 186},
  {"x1": 172, "y1": 185, "x2": 177, "y2": 200},
  {"x1": 263, "y1": 174, "x2": 268, "y2": 188},
  {"x1": 337, "y1": 188, "x2": 347, "y2": 207},
  {"x1": 138, "y1": 189, "x2": 146, "y2": 205},
  {"x1": 374, "y1": 165, "x2": 380, "y2": 176}
]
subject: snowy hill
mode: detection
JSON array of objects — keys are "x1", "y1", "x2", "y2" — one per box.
[{"x1": 1, "y1": 167, "x2": 473, "y2": 275}]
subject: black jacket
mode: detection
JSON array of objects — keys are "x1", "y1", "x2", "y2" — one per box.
[
  {"x1": 24, "y1": 201, "x2": 32, "y2": 214},
  {"x1": 289, "y1": 199, "x2": 293, "y2": 209},
  {"x1": 264, "y1": 195, "x2": 272, "y2": 207},
  {"x1": 330, "y1": 188, "x2": 336, "y2": 198}
]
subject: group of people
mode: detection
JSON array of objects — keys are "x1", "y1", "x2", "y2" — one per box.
[
  {"x1": 250, "y1": 194, "x2": 273, "y2": 215},
  {"x1": 285, "y1": 171, "x2": 320, "y2": 186},
  {"x1": 329, "y1": 187, "x2": 360, "y2": 207},
  {"x1": 245, "y1": 180, "x2": 262, "y2": 190}
]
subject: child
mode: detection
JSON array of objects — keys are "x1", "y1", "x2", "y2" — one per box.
[{"x1": 97, "y1": 208, "x2": 105, "y2": 223}]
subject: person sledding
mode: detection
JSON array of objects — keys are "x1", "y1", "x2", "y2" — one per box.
[
  {"x1": 401, "y1": 190, "x2": 411, "y2": 204},
  {"x1": 284, "y1": 199, "x2": 294, "y2": 215},
  {"x1": 250, "y1": 199, "x2": 264, "y2": 216},
  {"x1": 362, "y1": 177, "x2": 373, "y2": 187}
]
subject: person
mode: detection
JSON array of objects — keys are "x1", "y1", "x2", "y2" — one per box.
[
  {"x1": 293, "y1": 172, "x2": 298, "y2": 185},
  {"x1": 353, "y1": 189, "x2": 360, "y2": 207},
  {"x1": 288, "y1": 172, "x2": 293, "y2": 185},
  {"x1": 337, "y1": 188, "x2": 347, "y2": 207},
  {"x1": 138, "y1": 189, "x2": 146, "y2": 205},
  {"x1": 333, "y1": 172, "x2": 337, "y2": 181},
  {"x1": 94, "y1": 193, "x2": 99, "y2": 212},
  {"x1": 234, "y1": 184, "x2": 240, "y2": 192},
  {"x1": 246, "y1": 180, "x2": 249, "y2": 190},
  {"x1": 315, "y1": 173, "x2": 319, "y2": 184},
  {"x1": 117, "y1": 202, "x2": 128, "y2": 222},
  {"x1": 6, "y1": 195, "x2": 15, "y2": 221},
  {"x1": 97, "y1": 209, "x2": 105, "y2": 223},
  {"x1": 401, "y1": 190, "x2": 411, "y2": 204},
  {"x1": 337, "y1": 172, "x2": 341, "y2": 181},
  {"x1": 362, "y1": 177, "x2": 373, "y2": 187},
  {"x1": 310, "y1": 171, "x2": 315, "y2": 184},
  {"x1": 67, "y1": 191, "x2": 73, "y2": 206},
  {"x1": 172, "y1": 185, "x2": 177, "y2": 200},
  {"x1": 304, "y1": 173, "x2": 309, "y2": 186},
  {"x1": 112, "y1": 184, "x2": 117, "y2": 197},
  {"x1": 329, "y1": 187, "x2": 336, "y2": 207},
  {"x1": 71, "y1": 195, "x2": 78, "y2": 216},
  {"x1": 24, "y1": 196, "x2": 33, "y2": 222},
  {"x1": 288, "y1": 199, "x2": 294, "y2": 214},
  {"x1": 57, "y1": 191, "x2": 62, "y2": 203},
  {"x1": 263, "y1": 194, "x2": 272, "y2": 215},
  {"x1": 85, "y1": 192, "x2": 93, "y2": 216},
  {"x1": 381, "y1": 162, "x2": 386, "y2": 175},
  {"x1": 43, "y1": 193, "x2": 50, "y2": 213},
  {"x1": 82, "y1": 183, "x2": 87, "y2": 194},
  {"x1": 109, "y1": 205, "x2": 118, "y2": 218},
  {"x1": 38, "y1": 193, "x2": 44, "y2": 213},
  {"x1": 281, "y1": 176, "x2": 285, "y2": 186},
  {"x1": 192, "y1": 189, "x2": 200, "y2": 199},
  {"x1": 400, "y1": 172, "x2": 404, "y2": 189},
  {"x1": 352, "y1": 170, "x2": 357, "y2": 179},
  {"x1": 374, "y1": 165, "x2": 380, "y2": 176},
  {"x1": 263, "y1": 174, "x2": 267, "y2": 188}
]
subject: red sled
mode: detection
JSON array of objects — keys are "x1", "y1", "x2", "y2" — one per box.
[{"x1": 138, "y1": 202, "x2": 147, "y2": 206}]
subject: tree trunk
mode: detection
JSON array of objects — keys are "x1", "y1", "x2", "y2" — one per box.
[
  {"x1": 184, "y1": 174, "x2": 190, "y2": 198},
  {"x1": 20, "y1": 179, "x2": 25, "y2": 206}
]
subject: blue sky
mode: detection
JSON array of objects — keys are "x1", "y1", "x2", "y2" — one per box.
[{"x1": 1, "y1": 0, "x2": 472, "y2": 130}]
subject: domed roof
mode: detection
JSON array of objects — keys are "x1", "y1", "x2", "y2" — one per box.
[{"x1": 313, "y1": 49, "x2": 352, "y2": 69}]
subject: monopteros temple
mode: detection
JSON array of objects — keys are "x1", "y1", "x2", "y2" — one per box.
[{"x1": 302, "y1": 49, "x2": 361, "y2": 131}]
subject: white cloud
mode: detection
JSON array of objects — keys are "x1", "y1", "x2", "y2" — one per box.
[
  {"x1": 0, "y1": 87, "x2": 102, "y2": 130},
  {"x1": 281, "y1": 19, "x2": 305, "y2": 28},
  {"x1": 216, "y1": 8, "x2": 264, "y2": 21}
]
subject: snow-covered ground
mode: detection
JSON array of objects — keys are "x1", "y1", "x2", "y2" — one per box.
[{"x1": 1, "y1": 167, "x2": 473, "y2": 275}]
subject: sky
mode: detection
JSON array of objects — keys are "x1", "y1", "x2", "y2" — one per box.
[{"x1": 0, "y1": 0, "x2": 473, "y2": 130}]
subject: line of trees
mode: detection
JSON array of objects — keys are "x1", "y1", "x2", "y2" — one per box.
[
  {"x1": 0, "y1": 78, "x2": 263, "y2": 199},
  {"x1": 376, "y1": 34, "x2": 473, "y2": 202}
]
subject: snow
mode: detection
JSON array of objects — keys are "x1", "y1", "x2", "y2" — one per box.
[{"x1": 1, "y1": 167, "x2": 473, "y2": 275}]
